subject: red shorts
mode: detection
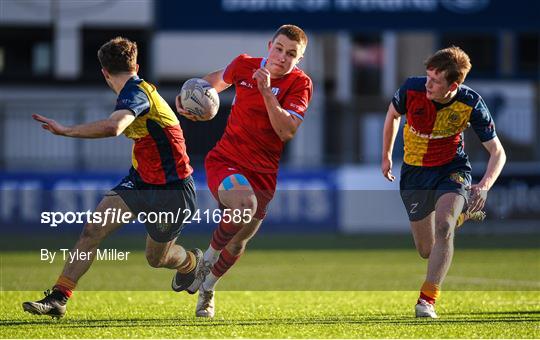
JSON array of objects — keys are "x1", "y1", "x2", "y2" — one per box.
[{"x1": 205, "y1": 150, "x2": 277, "y2": 220}]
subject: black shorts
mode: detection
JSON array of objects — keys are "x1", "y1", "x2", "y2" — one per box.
[
  {"x1": 400, "y1": 160, "x2": 471, "y2": 222},
  {"x1": 111, "y1": 174, "x2": 197, "y2": 242}
]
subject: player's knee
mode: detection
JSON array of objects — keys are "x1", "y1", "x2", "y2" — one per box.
[
  {"x1": 145, "y1": 251, "x2": 165, "y2": 268},
  {"x1": 80, "y1": 224, "x2": 106, "y2": 246},
  {"x1": 417, "y1": 246, "x2": 432, "y2": 259},
  {"x1": 231, "y1": 196, "x2": 257, "y2": 220},
  {"x1": 434, "y1": 220, "x2": 454, "y2": 241},
  {"x1": 242, "y1": 195, "x2": 257, "y2": 213}
]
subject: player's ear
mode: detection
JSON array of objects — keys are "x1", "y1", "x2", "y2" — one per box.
[
  {"x1": 101, "y1": 68, "x2": 109, "y2": 79},
  {"x1": 296, "y1": 45, "x2": 306, "y2": 64},
  {"x1": 135, "y1": 64, "x2": 140, "y2": 73},
  {"x1": 268, "y1": 40, "x2": 273, "y2": 50},
  {"x1": 449, "y1": 81, "x2": 458, "y2": 92}
]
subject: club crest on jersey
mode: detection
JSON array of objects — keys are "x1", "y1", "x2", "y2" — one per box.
[
  {"x1": 271, "y1": 87, "x2": 280, "y2": 96},
  {"x1": 449, "y1": 113, "x2": 460, "y2": 123}
]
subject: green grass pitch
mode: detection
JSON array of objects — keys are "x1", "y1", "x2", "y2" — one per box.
[{"x1": 1, "y1": 235, "x2": 539, "y2": 338}]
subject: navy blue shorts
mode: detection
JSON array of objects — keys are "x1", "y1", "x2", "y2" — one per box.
[
  {"x1": 111, "y1": 174, "x2": 197, "y2": 242},
  {"x1": 400, "y1": 160, "x2": 471, "y2": 222}
]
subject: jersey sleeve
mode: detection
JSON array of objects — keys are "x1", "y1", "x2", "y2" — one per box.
[
  {"x1": 223, "y1": 54, "x2": 249, "y2": 85},
  {"x1": 114, "y1": 82, "x2": 150, "y2": 117},
  {"x1": 391, "y1": 79, "x2": 409, "y2": 115},
  {"x1": 469, "y1": 97, "x2": 497, "y2": 142},
  {"x1": 281, "y1": 75, "x2": 313, "y2": 121}
]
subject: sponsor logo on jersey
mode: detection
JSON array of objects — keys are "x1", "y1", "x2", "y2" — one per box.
[
  {"x1": 240, "y1": 80, "x2": 254, "y2": 89},
  {"x1": 408, "y1": 125, "x2": 464, "y2": 139}
]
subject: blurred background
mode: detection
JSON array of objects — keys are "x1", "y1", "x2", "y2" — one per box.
[{"x1": 0, "y1": 0, "x2": 539, "y2": 236}]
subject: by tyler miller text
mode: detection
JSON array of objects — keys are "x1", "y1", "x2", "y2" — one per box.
[{"x1": 41, "y1": 249, "x2": 130, "y2": 264}]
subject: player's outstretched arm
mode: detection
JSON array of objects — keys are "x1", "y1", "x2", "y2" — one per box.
[
  {"x1": 468, "y1": 136, "x2": 506, "y2": 213},
  {"x1": 381, "y1": 103, "x2": 401, "y2": 182},
  {"x1": 32, "y1": 114, "x2": 71, "y2": 136},
  {"x1": 32, "y1": 110, "x2": 135, "y2": 138}
]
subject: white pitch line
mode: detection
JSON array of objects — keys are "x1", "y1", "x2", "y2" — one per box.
[{"x1": 445, "y1": 276, "x2": 540, "y2": 288}]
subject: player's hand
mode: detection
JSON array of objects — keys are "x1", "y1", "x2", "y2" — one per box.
[
  {"x1": 468, "y1": 184, "x2": 488, "y2": 213},
  {"x1": 32, "y1": 114, "x2": 70, "y2": 136},
  {"x1": 381, "y1": 157, "x2": 396, "y2": 182},
  {"x1": 175, "y1": 95, "x2": 203, "y2": 122},
  {"x1": 252, "y1": 68, "x2": 271, "y2": 93}
]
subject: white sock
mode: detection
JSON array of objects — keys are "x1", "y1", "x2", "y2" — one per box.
[
  {"x1": 202, "y1": 272, "x2": 220, "y2": 291},
  {"x1": 204, "y1": 245, "x2": 221, "y2": 265}
]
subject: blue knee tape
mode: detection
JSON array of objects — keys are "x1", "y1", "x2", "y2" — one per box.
[
  {"x1": 222, "y1": 176, "x2": 234, "y2": 191},
  {"x1": 222, "y1": 174, "x2": 249, "y2": 191},
  {"x1": 233, "y1": 174, "x2": 249, "y2": 186}
]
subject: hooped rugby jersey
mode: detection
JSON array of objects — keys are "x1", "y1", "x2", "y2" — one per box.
[
  {"x1": 115, "y1": 76, "x2": 192, "y2": 184},
  {"x1": 212, "y1": 54, "x2": 313, "y2": 173},
  {"x1": 392, "y1": 77, "x2": 496, "y2": 167}
]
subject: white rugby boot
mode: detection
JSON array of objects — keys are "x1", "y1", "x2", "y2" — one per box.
[
  {"x1": 415, "y1": 298, "x2": 438, "y2": 318},
  {"x1": 196, "y1": 286, "x2": 215, "y2": 318}
]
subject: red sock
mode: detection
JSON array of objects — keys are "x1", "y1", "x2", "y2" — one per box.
[
  {"x1": 211, "y1": 248, "x2": 241, "y2": 277},
  {"x1": 418, "y1": 281, "x2": 440, "y2": 305},
  {"x1": 54, "y1": 275, "x2": 77, "y2": 298},
  {"x1": 210, "y1": 221, "x2": 241, "y2": 250}
]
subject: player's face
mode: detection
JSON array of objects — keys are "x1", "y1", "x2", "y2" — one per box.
[
  {"x1": 425, "y1": 68, "x2": 457, "y2": 103},
  {"x1": 266, "y1": 34, "x2": 304, "y2": 78}
]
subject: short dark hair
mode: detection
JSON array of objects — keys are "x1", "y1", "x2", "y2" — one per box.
[
  {"x1": 97, "y1": 37, "x2": 138, "y2": 74},
  {"x1": 424, "y1": 46, "x2": 472, "y2": 85},
  {"x1": 272, "y1": 25, "x2": 308, "y2": 49}
]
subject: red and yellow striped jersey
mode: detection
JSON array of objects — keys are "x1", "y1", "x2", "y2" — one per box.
[
  {"x1": 115, "y1": 76, "x2": 192, "y2": 185},
  {"x1": 392, "y1": 77, "x2": 496, "y2": 167}
]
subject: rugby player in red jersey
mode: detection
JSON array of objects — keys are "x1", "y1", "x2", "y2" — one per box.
[
  {"x1": 23, "y1": 37, "x2": 201, "y2": 318},
  {"x1": 381, "y1": 46, "x2": 506, "y2": 318},
  {"x1": 176, "y1": 25, "x2": 312, "y2": 318}
]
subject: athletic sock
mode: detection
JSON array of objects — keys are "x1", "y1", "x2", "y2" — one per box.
[
  {"x1": 203, "y1": 248, "x2": 241, "y2": 291},
  {"x1": 202, "y1": 272, "x2": 221, "y2": 291},
  {"x1": 204, "y1": 245, "x2": 221, "y2": 266},
  {"x1": 418, "y1": 281, "x2": 440, "y2": 305},
  {"x1": 53, "y1": 275, "x2": 77, "y2": 300},
  {"x1": 176, "y1": 250, "x2": 196, "y2": 274},
  {"x1": 210, "y1": 221, "x2": 241, "y2": 251}
]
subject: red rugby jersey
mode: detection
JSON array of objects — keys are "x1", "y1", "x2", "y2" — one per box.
[{"x1": 212, "y1": 54, "x2": 313, "y2": 173}]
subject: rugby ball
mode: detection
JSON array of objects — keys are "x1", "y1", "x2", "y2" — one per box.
[{"x1": 179, "y1": 78, "x2": 219, "y2": 121}]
